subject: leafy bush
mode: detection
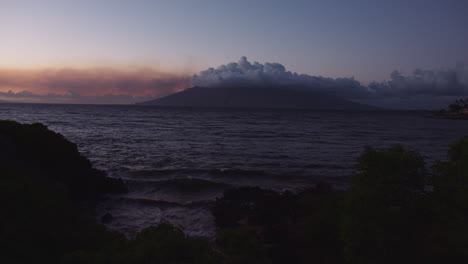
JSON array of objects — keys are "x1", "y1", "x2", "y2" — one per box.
[
  {"x1": 3, "y1": 120, "x2": 468, "y2": 264},
  {"x1": 212, "y1": 184, "x2": 344, "y2": 264},
  {"x1": 121, "y1": 223, "x2": 220, "y2": 264},
  {"x1": 0, "y1": 121, "x2": 219, "y2": 264},
  {"x1": 0, "y1": 120, "x2": 126, "y2": 204},
  {"x1": 342, "y1": 145, "x2": 429, "y2": 264},
  {"x1": 217, "y1": 227, "x2": 270, "y2": 264},
  {"x1": 429, "y1": 136, "x2": 468, "y2": 262},
  {"x1": 0, "y1": 165, "x2": 124, "y2": 264}
]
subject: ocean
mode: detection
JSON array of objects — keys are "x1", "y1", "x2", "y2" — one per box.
[{"x1": 2, "y1": 103, "x2": 467, "y2": 236}]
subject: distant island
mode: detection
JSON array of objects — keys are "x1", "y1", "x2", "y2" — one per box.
[
  {"x1": 138, "y1": 86, "x2": 377, "y2": 110},
  {"x1": 436, "y1": 98, "x2": 468, "y2": 119}
]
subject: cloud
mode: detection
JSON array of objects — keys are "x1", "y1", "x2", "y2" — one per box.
[
  {"x1": 0, "y1": 89, "x2": 157, "y2": 104},
  {"x1": 192, "y1": 56, "x2": 370, "y2": 98},
  {"x1": 2, "y1": 58, "x2": 467, "y2": 108},
  {"x1": 0, "y1": 67, "x2": 191, "y2": 104},
  {"x1": 358, "y1": 63, "x2": 468, "y2": 109},
  {"x1": 192, "y1": 57, "x2": 468, "y2": 108},
  {"x1": 368, "y1": 63, "x2": 468, "y2": 97}
]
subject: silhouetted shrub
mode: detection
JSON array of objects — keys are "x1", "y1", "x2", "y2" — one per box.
[
  {"x1": 428, "y1": 136, "x2": 468, "y2": 262},
  {"x1": 0, "y1": 121, "x2": 218, "y2": 264},
  {"x1": 3, "y1": 119, "x2": 468, "y2": 264},
  {"x1": 212, "y1": 184, "x2": 344, "y2": 264},
  {"x1": 217, "y1": 227, "x2": 270, "y2": 264},
  {"x1": 120, "y1": 223, "x2": 220, "y2": 264},
  {"x1": 0, "y1": 120, "x2": 126, "y2": 204},
  {"x1": 437, "y1": 98, "x2": 468, "y2": 119},
  {"x1": 0, "y1": 166, "x2": 218, "y2": 264},
  {"x1": 342, "y1": 145, "x2": 429, "y2": 264},
  {"x1": 0, "y1": 165, "x2": 125, "y2": 264},
  {"x1": 212, "y1": 187, "x2": 279, "y2": 228}
]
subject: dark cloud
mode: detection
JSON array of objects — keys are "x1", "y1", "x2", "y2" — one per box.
[
  {"x1": 192, "y1": 56, "x2": 370, "y2": 98},
  {"x1": 368, "y1": 64, "x2": 468, "y2": 97},
  {"x1": 192, "y1": 57, "x2": 468, "y2": 109},
  {"x1": 2, "y1": 58, "x2": 467, "y2": 108}
]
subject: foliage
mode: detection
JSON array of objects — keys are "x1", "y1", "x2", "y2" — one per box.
[
  {"x1": 217, "y1": 227, "x2": 270, "y2": 264},
  {"x1": 342, "y1": 145, "x2": 429, "y2": 264},
  {"x1": 3, "y1": 120, "x2": 468, "y2": 264},
  {"x1": 212, "y1": 184, "x2": 344, "y2": 264},
  {"x1": 0, "y1": 165, "x2": 125, "y2": 264},
  {"x1": 429, "y1": 136, "x2": 468, "y2": 262},
  {"x1": 350, "y1": 145, "x2": 427, "y2": 204},
  {"x1": 212, "y1": 186, "x2": 280, "y2": 228},
  {"x1": 438, "y1": 98, "x2": 468, "y2": 119},
  {"x1": 450, "y1": 98, "x2": 468, "y2": 112},
  {"x1": 0, "y1": 166, "x2": 218, "y2": 264},
  {"x1": 121, "y1": 223, "x2": 219, "y2": 264},
  {"x1": 0, "y1": 120, "x2": 126, "y2": 204},
  {"x1": 0, "y1": 120, "x2": 217, "y2": 264}
]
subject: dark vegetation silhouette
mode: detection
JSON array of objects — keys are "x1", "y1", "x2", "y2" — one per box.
[
  {"x1": 437, "y1": 98, "x2": 468, "y2": 119},
  {"x1": 0, "y1": 120, "x2": 126, "y2": 204},
  {"x1": 211, "y1": 139, "x2": 468, "y2": 264},
  {"x1": 1, "y1": 120, "x2": 467, "y2": 263},
  {"x1": 212, "y1": 185, "x2": 344, "y2": 264},
  {"x1": 0, "y1": 120, "x2": 219, "y2": 264}
]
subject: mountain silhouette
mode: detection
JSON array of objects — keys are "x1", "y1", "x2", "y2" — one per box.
[{"x1": 140, "y1": 86, "x2": 377, "y2": 110}]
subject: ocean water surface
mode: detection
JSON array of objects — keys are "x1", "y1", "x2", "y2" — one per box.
[{"x1": 2, "y1": 103, "x2": 467, "y2": 236}]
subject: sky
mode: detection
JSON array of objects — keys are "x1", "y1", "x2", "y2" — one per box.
[{"x1": 0, "y1": 0, "x2": 467, "y2": 107}]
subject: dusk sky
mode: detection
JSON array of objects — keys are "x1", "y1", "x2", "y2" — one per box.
[{"x1": 1, "y1": 0, "x2": 467, "y2": 107}]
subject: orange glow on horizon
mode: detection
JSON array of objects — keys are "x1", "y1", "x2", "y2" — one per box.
[{"x1": 0, "y1": 66, "x2": 193, "y2": 103}]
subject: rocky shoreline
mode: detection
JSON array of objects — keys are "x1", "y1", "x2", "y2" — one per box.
[{"x1": 2, "y1": 120, "x2": 468, "y2": 263}]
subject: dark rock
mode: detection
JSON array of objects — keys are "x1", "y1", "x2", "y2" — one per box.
[{"x1": 101, "y1": 213, "x2": 114, "y2": 223}]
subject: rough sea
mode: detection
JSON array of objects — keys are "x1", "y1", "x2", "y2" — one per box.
[{"x1": 2, "y1": 103, "x2": 467, "y2": 237}]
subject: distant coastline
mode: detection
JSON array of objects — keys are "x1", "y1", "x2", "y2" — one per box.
[
  {"x1": 139, "y1": 86, "x2": 379, "y2": 111},
  {"x1": 435, "y1": 98, "x2": 468, "y2": 119}
]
